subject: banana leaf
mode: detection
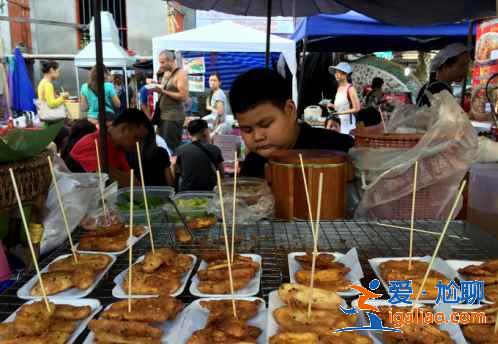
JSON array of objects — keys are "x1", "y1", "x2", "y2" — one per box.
[{"x1": 0, "y1": 121, "x2": 64, "y2": 163}]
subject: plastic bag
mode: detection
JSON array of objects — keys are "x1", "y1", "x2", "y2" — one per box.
[
  {"x1": 351, "y1": 91, "x2": 479, "y2": 219},
  {"x1": 476, "y1": 136, "x2": 498, "y2": 163},
  {"x1": 41, "y1": 172, "x2": 108, "y2": 254}
]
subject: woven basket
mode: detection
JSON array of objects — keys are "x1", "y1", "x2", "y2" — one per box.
[
  {"x1": 0, "y1": 151, "x2": 52, "y2": 211},
  {"x1": 355, "y1": 133, "x2": 453, "y2": 219}
]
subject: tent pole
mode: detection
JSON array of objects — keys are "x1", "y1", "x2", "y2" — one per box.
[
  {"x1": 265, "y1": 0, "x2": 272, "y2": 68},
  {"x1": 94, "y1": 1, "x2": 109, "y2": 172},
  {"x1": 461, "y1": 19, "x2": 473, "y2": 107},
  {"x1": 298, "y1": 37, "x2": 308, "y2": 117},
  {"x1": 124, "y1": 66, "x2": 129, "y2": 108},
  {"x1": 75, "y1": 65, "x2": 80, "y2": 99}
]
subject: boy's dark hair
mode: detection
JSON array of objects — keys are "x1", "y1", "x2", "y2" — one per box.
[
  {"x1": 230, "y1": 68, "x2": 290, "y2": 116},
  {"x1": 41, "y1": 60, "x2": 59, "y2": 74},
  {"x1": 325, "y1": 115, "x2": 341, "y2": 128},
  {"x1": 112, "y1": 108, "x2": 150, "y2": 128},
  {"x1": 187, "y1": 119, "x2": 208, "y2": 136},
  {"x1": 372, "y1": 77, "x2": 384, "y2": 89}
]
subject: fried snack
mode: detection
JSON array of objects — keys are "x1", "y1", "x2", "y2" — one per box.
[
  {"x1": 48, "y1": 254, "x2": 112, "y2": 273},
  {"x1": 278, "y1": 283, "x2": 342, "y2": 311},
  {"x1": 48, "y1": 319, "x2": 77, "y2": 334},
  {"x1": 130, "y1": 225, "x2": 146, "y2": 237},
  {"x1": 78, "y1": 232, "x2": 129, "y2": 252},
  {"x1": 0, "y1": 323, "x2": 15, "y2": 340},
  {"x1": 207, "y1": 255, "x2": 254, "y2": 269},
  {"x1": 53, "y1": 304, "x2": 92, "y2": 320},
  {"x1": 462, "y1": 324, "x2": 498, "y2": 344},
  {"x1": 30, "y1": 272, "x2": 74, "y2": 296},
  {"x1": 459, "y1": 260, "x2": 498, "y2": 286},
  {"x1": 486, "y1": 284, "x2": 498, "y2": 302},
  {"x1": 187, "y1": 215, "x2": 217, "y2": 230},
  {"x1": 1, "y1": 331, "x2": 71, "y2": 344},
  {"x1": 199, "y1": 299, "x2": 262, "y2": 322},
  {"x1": 175, "y1": 227, "x2": 193, "y2": 243},
  {"x1": 89, "y1": 319, "x2": 162, "y2": 338},
  {"x1": 294, "y1": 252, "x2": 345, "y2": 270},
  {"x1": 270, "y1": 332, "x2": 320, "y2": 344},
  {"x1": 123, "y1": 268, "x2": 181, "y2": 295},
  {"x1": 321, "y1": 332, "x2": 373, "y2": 344},
  {"x1": 71, "y1": 268, "x2": 98, "y2": 289},
  {"x1": 295, "y1": 269, "x2": 351, "y2": 292},
  {"x1": 101, "y1": 295, "x2": 183, "y2": 322},
  {"x1": 187, "y1": 324, "x2": 261, "y2": 344},
  {"x1": 14, "y1": 302, "x2": 53, "y2": 336},
  {"x1": 197, "y1": 278, "x2": 252, "y2": 294},
  {"x1": 274, "y1": 306, "x2": 355, "y2": 336},
  {"x1": 142, "y1": 248, "x2": 177, "y2": 272},
  {"x1": 198, "y1": 267, "x2": 257, "y2": 281},
  {"x1": 200, "y1": 251, "x2": 228, "y2": 263},
  {"x1": 84, "y1": 223, "x2": 125, "y2": 237}
]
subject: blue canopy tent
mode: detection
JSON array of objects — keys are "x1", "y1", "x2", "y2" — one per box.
[{"x1": 291, "y1": 11, "x2": 476, "y2": 52}]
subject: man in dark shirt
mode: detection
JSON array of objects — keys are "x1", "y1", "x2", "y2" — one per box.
[
  {"x1": 229, "y1": 68, "x2": 355, "y2": 178},
  {"x1": 175, "y1": 119, "x2": 224, "y2": 191}
]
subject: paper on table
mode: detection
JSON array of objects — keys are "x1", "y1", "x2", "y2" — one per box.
[
  {"x1": 433, "y1": 302, "x2": 468, "y2": 344},
  {"x1": 3, "y1": 298, "x2": 101, "y2": 344},
  {"x1": 368, "y1": 256, "x2": 458, "y2": 304},
  {"x1": 112, "y1": 254, "x2": 197, "y2": 298},
  {"x1": 17, "y1": 253, "x2": 116, "y2": 300},
  {"x1": 288, "y1": 247, "x2": 364, "y2": 297},
  {"x1": 189, "y1": 253, "x2": 262, "y2": 298},
  {"x1": 171, "y1": 297, "x2": 266, "y2": 344},
  {"x1": 76, "y1": 226, "x2": 149, "y2": 256},
  {"x1": 83, "y1": 299, "x2": 183, "y2": 344}
]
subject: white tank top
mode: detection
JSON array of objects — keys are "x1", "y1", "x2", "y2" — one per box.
[{"x1": 334, "y1": 85, "x2": 351, "y2": 113}]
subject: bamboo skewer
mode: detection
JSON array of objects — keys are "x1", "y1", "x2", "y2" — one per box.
[
  {"x1": 307, "y1": 173, "x2": 324, "y2": 318},
  {"x1": 231, "y1": 151, "x2": 238, "y2": 264},
  {"x1": 494, "y1": 310, "x2": 498, "y2": 334},
  {"x1": 408, "y1": 161, "x2": 418, "y2": 271},
  {"x1": 299, "y1": 154, "x2": 316, "y2": 241},
  {"x1": 94, "y1": 139, "x2": 108, "y2": 223},
  {"x1": 375, "y1": 222, "x2": 470, "y2": 241},
  {"x1": 135, "y1": 142, "x2": 155, "y2": 254},
  {"x1": 413, "y1": 181, "x2": 467, "y2": 305},
  {"x1": 379, "y1": 106, "x2": 386, "y2": 132},
  {"x1": 216, "y1": 170, "x2": 238, "y2": 319},
  {"x1": 9, "y1": 169, "x2": 51, "y2": 312},
  {"x1": 47, "y1": 156, "x2": 78, "y2": 264},
  {"x1": 128, "y1": 170, "x2": 134, "y2": 313}
]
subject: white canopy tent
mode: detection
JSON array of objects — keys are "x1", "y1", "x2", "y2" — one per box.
[
  {"x1": 74, "y1": 11, "x2": 135, "y2": 105},
  {"x1": 152, "y1": 21, "x2": 298, "y2": 104}
]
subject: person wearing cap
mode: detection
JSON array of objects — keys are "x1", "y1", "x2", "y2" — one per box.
[
  {"x1": 327, "y1": 62, "x2": 361, "y2": 135},
  {"x1": 229, "y1": 68, "x2": 355, "y2": 178},
  {"x1": 416, "y1": 43, "x2": 470, "y2": 107}
]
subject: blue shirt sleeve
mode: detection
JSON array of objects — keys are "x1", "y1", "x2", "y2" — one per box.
[{"x1": 139, "y1": 86, "x2": 148, "y2": 105}]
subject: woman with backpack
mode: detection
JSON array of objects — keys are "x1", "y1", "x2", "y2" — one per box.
[
  {"x1": 326, "y1": 62, "x2": 361, "y2": 134},
  {"x1": 80, "y1": 65, "x2": 121, "y2": 126}
]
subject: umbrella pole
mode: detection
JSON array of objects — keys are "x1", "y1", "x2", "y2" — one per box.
[
  {"x1": 265, "y1": 0, "x2": 272, "y2": 68},
  {"x1": 93, "y1": 0, "x2": 109, "y2": 172},
  {"x1": 298, "y1": 36, "x2": 308, "y2": 117}
]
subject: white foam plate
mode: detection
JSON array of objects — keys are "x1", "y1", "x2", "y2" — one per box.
[
  {"x1": 171, "y1": 297, "x2": 266, "y2": 344},
  {"x1": 368, "y1": 256, "x2": 458, "y2": 304},
  {"x1": 17, "y1": 253, "x2": 116, "y2": 300},
  {"x1": 446, "y1": 259, "x2": 495, "y2": 304},
  {"x1": 82, "y1": 298, "x2": 183, "y2": 343},
  {"x1": 3, "y1": 298, "x2": 101, "y2": 344},
  {"x1": 288, "y1": 248, "x2": 364, "y2": 297},
  {"x1": 112, "y1": 254, "x2": 197, "y2": 298},
  {"x1": 266, "y1": 290, "x2": 378, "y2": 343},
  {"x1": 189, "y1": 254, "x2": 262, "y2": 298},
  {"x1": 76, "y1": 226, "x2": 149, "y2": 256}
]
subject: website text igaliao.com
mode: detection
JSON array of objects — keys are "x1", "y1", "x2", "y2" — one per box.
[{"x1": 388, "y1": 308, "x2": 487, "y2": 328}]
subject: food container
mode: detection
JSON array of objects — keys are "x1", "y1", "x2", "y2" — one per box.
[
  {"x1": 468, "y1": 163, "x2": 498, "y2": 237},
  {"x1": 111, "y1": 186, "x2": 174, "y2": 224},
  {"x1": 213, "y1": 177, "x2": 275, "y2": 223},
  {"x1": 163, "y1": 192, "x2": 217, "y2": 226}
]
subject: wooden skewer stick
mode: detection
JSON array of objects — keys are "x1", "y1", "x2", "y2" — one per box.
[
  {"x1": 379, "y1": 106, "x2": 386, "y2": 132},
  {"x1": 128, "y1": 169, "x2": 134, "y2": 313},
  {"x1": 135, "y1": 142, "x2": 155, "y2": 254},
  {"x1": 408, "y1": 161, "x2": 418, "y2": 271},
  {"x1": 94, "y1": 139, "x2": 108, "y2": 223},
  {"x1": 9, "y1": 168, "x2": 51, "y2": 312},
  {"x1": 494, "y1": 310, "x2": 498, "y2": 334},
  {"x1": 47, "y1": 156, "x2": 78, "y2": 264},
  {"x1": 216, "y1": 170, "x2": 238, "y2": 320},
  {"x1": 375, "y1": 222, "x2": 470, "y2": 241},
  {"x1": 307, "y1": 173, "x2": 323, "y2": 319},
  {"x1": 412, "y1": 181, "x2": 467, "y2": 305},
  {"x1": 231, "y1": 151, "x2": 238, "y2": 263},
  {"x1": 299, "y1": 154, "x2": 316, "y2": 241}
]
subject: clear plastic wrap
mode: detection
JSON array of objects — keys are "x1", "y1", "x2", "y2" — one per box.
[
  {"x1": 351, "y1": 91, "x2": 479, "y2": 219},
  {"x1": 212, "y1": 177, "x2": 275, "y2": 224},
  {"x1": 41, "y1": 172, "x2": 107, "y2": 254}
]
